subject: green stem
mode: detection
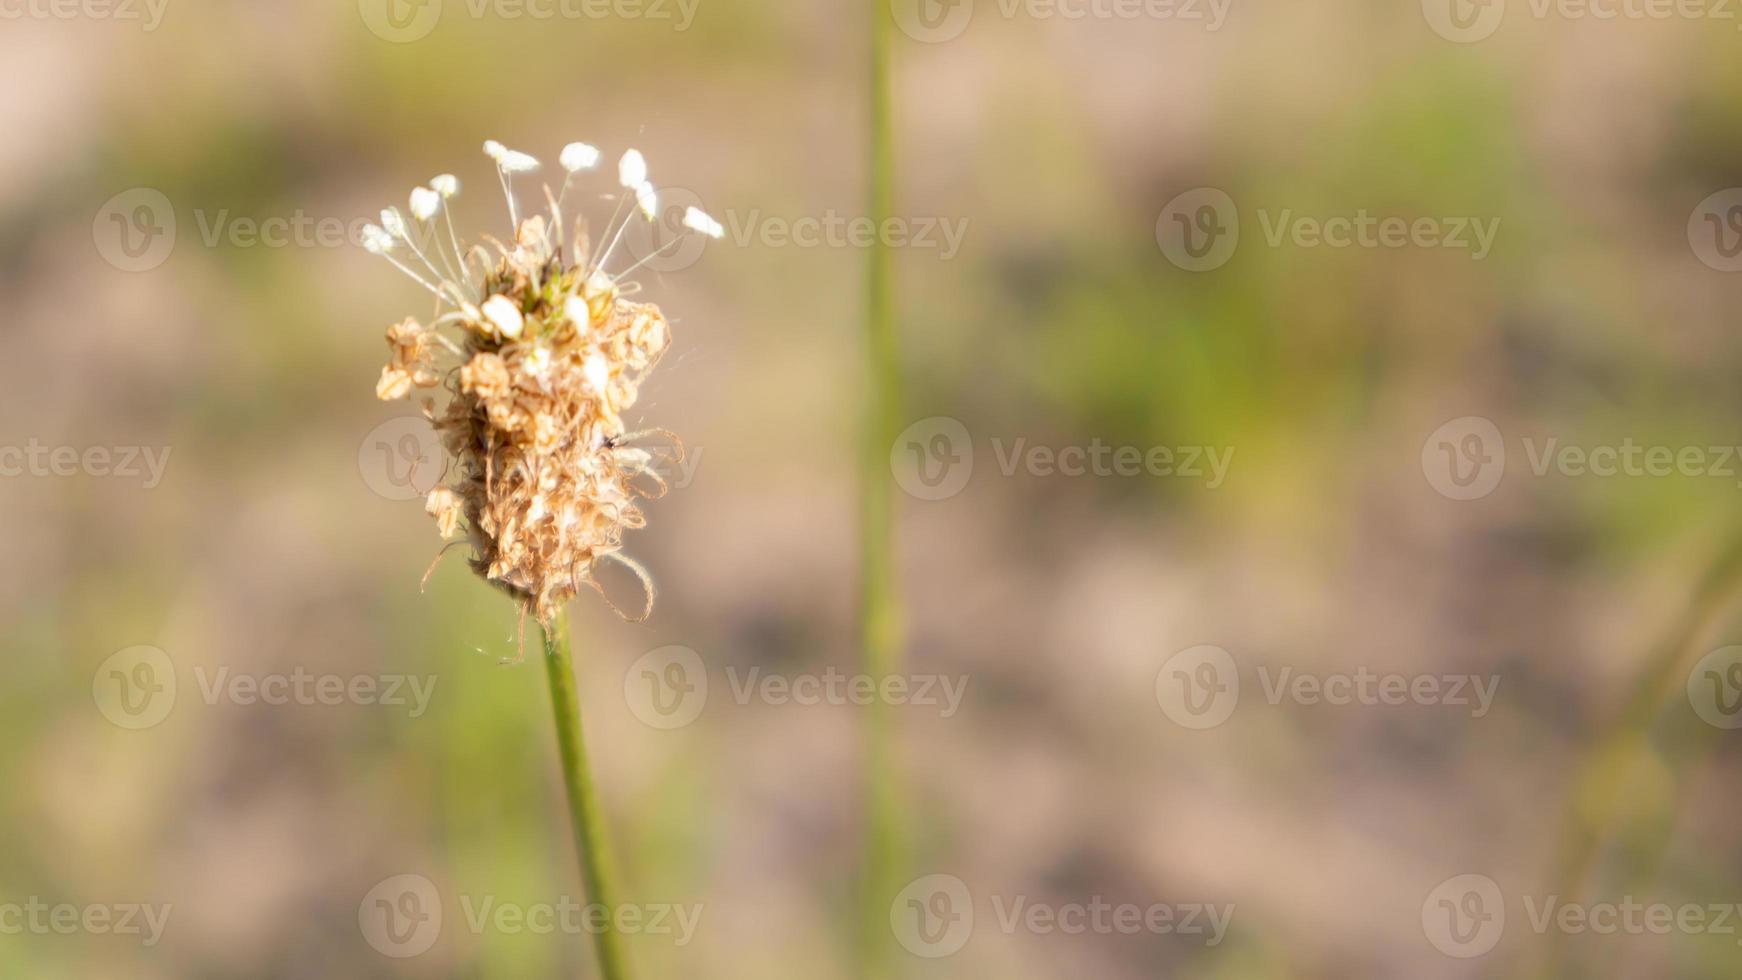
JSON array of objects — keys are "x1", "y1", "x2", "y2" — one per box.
[
  {"x1": 542, "y1": 609, "x2": 632, "y2": 980},
  {"x1": 1526, "y1": 531, "x2": 1742, "y2": 980},
  {"x1": 861, "y1": 0, "x2": 907, "y2": 975}
]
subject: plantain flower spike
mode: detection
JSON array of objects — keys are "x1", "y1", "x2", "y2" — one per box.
[{"x1": 366, "y1": 140, "x2": 718, "y2": 626}]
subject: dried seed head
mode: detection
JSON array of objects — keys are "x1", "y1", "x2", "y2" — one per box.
[{"x1": 367, "y1": 140, "x2": 715, "y2": 625}]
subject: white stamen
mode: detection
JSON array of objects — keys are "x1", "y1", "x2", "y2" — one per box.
[
  {"x1": 682, "y1": 206, "x2": 724, "y2": 238},
  {"x1": 483, "y1": 140, "x2": 507, "y2": 162},
  {"x1": 525, "y1": 346, "x2": 552, "y2": 378},
  {"x1": 618, "y1": 149, "x2": 647, "y2": 189},
  {"x1": 481, "y1": 295, "x2": 525, "y2": 339},
  {"x1": 561, "y1": 142, "x2": 601, "y2": 173},
  {"x1": 380, "y1": 207, "x2": 408, "y2": 239},
  {"x1": 583, "y1": 352, "x2": 609, "y2": 393},
  {"x1": 499, "y1": 150, "x2": 540, "y2": 173},
  {"x1": 635, "y1": 181, "x2": 658, "y2": 220},
  {"x1": 431, "y1": 174, "x2": 460, "y2": 198},
  {"x1": 564, "y1": 295, "x2": 590, "y2": 327},
  {"x1": 362, "y1": 224, "x2": 395, "y2": 254},
  {"x1": 410, "y1": 187, "x2": 440, "y2": 222}
]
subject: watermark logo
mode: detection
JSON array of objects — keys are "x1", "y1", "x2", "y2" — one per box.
[
  {"x1": 891, "y1": 417, "x2": 974, "y2": 501},
  {"x1": 359, "y1": 874, "x2": 443, "y2": 958},
  {"x1": 1155, "y1": 645, "x2": 1239, "y2": 729},
  {"x1": 1423, "y1": 874, "x2": 1505, "y2": 958},
  {"x1": 1688, "y1": 646, "x2": 1742, "y2": 729},
  {"x1": 1421, "y1": 0, "x2": 1505, "y2": 42},
  {"x1": 92, "y1": 645, "x2": 177, "y2": 730},
  {"x1": 891, "y1": 0, "x2": 1230, "y2": 41},
  {"x1": 93, "y1": 188, "x2": 176, "y2": 273},
  {"x1": 1421, "y1": 416, "x2": 1506, "y2": 500},
  {"x1": 1160, "y1": 193, "x2": 1501, "y2": 270},
  {"x1": 1689, "y1": 189, "x2": 1742, "y2": 272},
  {"x1": 1423, "y1": 420, "x2": 1742, "y2": 499},
  {"x1": 0, "y1": 441, "x2": 172, "y2": 487},
  {"x1": 0, "y1": 899, "x2": 172, "y2": 946},
  {"x1": 360, "y1": 0, "x2": 700, "y2": 40},
  {"x1": 623, "y1": 649, "x2": 968, "y2": 729},
  {"x1": 0, "y1": 0, "x2": 169, "y2": 30},
  {"x1": 358, "y1": 0, "x2": 443, "y2": 41},
  {"x1": 891, "y1": 874, "x2": 974, "y2": 957},
  {"x1": 623, "y1": 186, "x2": 712, "y2": 274},
  {"x1": 1157, "y1": 647, "x2": 1500, "y2": 728},
  {"x1": 1156, "y1": 188, "x2": 1239, "y2": 272},
  {"x1": 890, "y1": 0, "x2": 974, "y2": 42},
  {"x1": 360, "y1": 416, "x2": 445, "y2": 502},
  {"x1": 624, "y1": 645, "x2": 708, "y2": 729}
]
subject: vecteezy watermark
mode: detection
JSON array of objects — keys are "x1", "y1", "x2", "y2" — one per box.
[
  {"x1": 1690, "y1": 189, "x2": 1742, "y2": 272},
  {"x1": 888, "y1": 416, "x2": 1234, "y2": 502},
  {"x1": 1157, "y1": 189, "x2": 1500, "y2": 271},
  {"x1": 360, "y1": 416, "x2": 445, "y2": 502},
  {"x1": 93, "y1": 189, "x2": 176, "y2": 272},
  {"x1": 0, "y1": 899, "x2": 172, "y2": 947},
  {"x1": 623, "y1": 646, "x2": 968, "y2": 729},
  {"x1": 358, "y1": 874, "x2": 702, "y2": 958},
  {"x1": 0, "y1": 0, "x2": 169, "y2": 30},
  {"x1": 357, "y1": 0, "x2": 699, "y2": 43},
  {"x1": 1423, "y1": 0, "x2": 1742, "y2": 43},
  {"x1": 92, "y1": 645, "x2": 439, "y2": 729},
  {"x1": 889, "y1": 874, "x2": 1232, "y2": 958},
  {"x1": 1155, "y1": 645, "x2": 1501, "y2": 730},
  {"x1": 1422, "y1": 874, "x2": 1742, "y2": 958},
  {"x1": 192, "y1": 667, "x2": 438, "y2": 718},
  {"x1": 92, "y1": 646, "x2": 177, "y2": 730},
  {"x1": 1688, "y1": 646, "x2": 1742, "y2": 729},
  {"x1": 1421, "y1": 416, "x2": 1742, "y2": 501},
  {"x1": 94, "y1": 189, "x2": 491, "y2": 271},
  {"x1": 1422, "y1": 874, "x2": 1506, "y2": 958},
  {"x1": 0, "y1": 440, "x2": 172, "y2": 488},
  {"x1": 889, "y1": 0, "x2": 1231, "y2": 43},
  {"x1": 619, "y1": 189, "x2": 969, "y2": 271},
  {"x1": 358, "y1": 416, "x2": 702, "y2": 502}
]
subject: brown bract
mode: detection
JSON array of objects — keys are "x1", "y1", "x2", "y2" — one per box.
[{"x1": 378, "y1": 217, "x2": 678, "y2": 625}]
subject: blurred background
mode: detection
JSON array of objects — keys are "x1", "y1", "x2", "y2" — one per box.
[{"x1": 6, "y1": 0, "x2": 1742, "y2": 976}]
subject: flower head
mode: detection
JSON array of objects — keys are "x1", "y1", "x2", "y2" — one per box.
[{"x1": 364, "y1": 141, "x2": 718, "y2": 626}]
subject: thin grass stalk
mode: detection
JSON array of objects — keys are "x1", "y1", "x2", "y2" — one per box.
[
  {"x1": 542, "y1": 609, "x2": 633, "y2": 980},
  {"x1": 860, "y1": 0, "x2": 907, "y2": 974},
  {"x1": 1525, "y1": 531, "x2": 1742, "y2": 979}
]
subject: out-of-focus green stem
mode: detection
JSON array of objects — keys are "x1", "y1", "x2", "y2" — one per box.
[
  {"x1": 1526, "y1": 533, "x2": 1742, "y2": 980},
  {"x1": 542, "y1": 609, "x2": 632, "y2": 980},
  {"x1": 860, "y1": 0, "x2": 907, "y2": 975}
]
